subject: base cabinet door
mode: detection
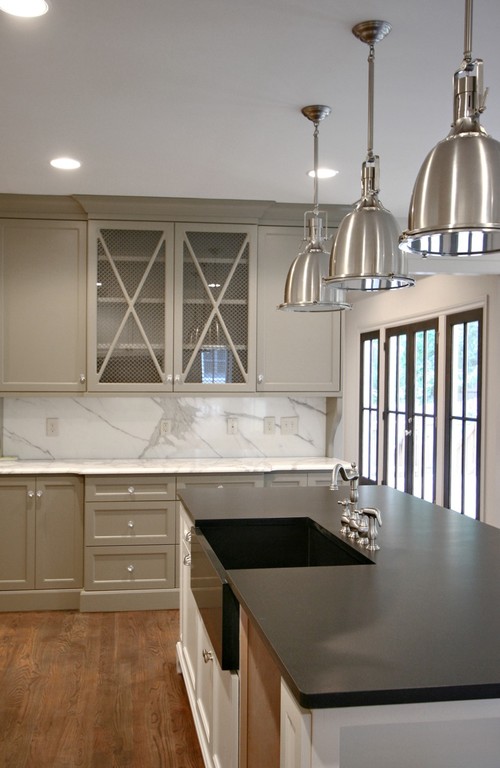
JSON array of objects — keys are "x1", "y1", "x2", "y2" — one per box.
[
  {"x1": 280, "y1": 681, "x2": 312, "y2": 768},
  {"x1": 0, "y1": 477, "x2": 35, "y2": 589},
  {"x1": 35, "y1": 476, "x2": 84, "y2": 589},
  {"x1": 0, "y1": 475, "x2": 83, "y2": 592}
]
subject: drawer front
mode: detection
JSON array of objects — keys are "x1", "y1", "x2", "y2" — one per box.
[
  {"x1": 85, "y1": 475, "x2": 176, "y2": 502},
  {"x1": 176, "y1": 473, "x2": 264, "y2": 490},
  {"x1": 85, "y1": 501, "x2": 176, "y2": 545},
  {"x1": 84, "y1": 545, "x2": 176, "y2": 590}
]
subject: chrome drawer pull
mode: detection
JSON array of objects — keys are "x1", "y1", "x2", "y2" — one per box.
[
  {"x1": 128, "y1": 486, "x2": 135, "y2": 494},
  {"x1": 127, "y1": 564, "x2": 135, "y2": 574},
  {"x1": 127, "y1": 520, "x2": 135, "y2": 529},
  {"x1": 202, "y1": 649, "x2": 213, "y2": 663},
  {"x1": 183, "y1": 554, "x2": 191, "y2": 566}
]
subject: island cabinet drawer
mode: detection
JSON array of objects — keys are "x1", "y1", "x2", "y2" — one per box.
[
  {"x1": 85, "y1": 501, "x2": 176, "y2": 546},
  {"x1": 84, "y1": 545, "x2": 176, "y2": 591},
  {"x1": 85, "y1": 475, "x2": 176, "y2": 502}
]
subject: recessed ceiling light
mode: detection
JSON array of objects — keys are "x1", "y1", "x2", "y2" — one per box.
[
  {"x1": 0, "y1": 0, "x2": 49, "y2": 17},
  {"x1": 307, "y1": 168, "x2": 339, "y2": 179},
  {"x1": 50, "y1": 157, "x2": 81, "y2": 170}
]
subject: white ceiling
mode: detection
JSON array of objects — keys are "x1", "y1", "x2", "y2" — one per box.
[{"x1": 1, "y1": 0, "x2": 499, "y2": 223}]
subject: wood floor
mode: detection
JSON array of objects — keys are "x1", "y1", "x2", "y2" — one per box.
[{"x1": 0, "y1": 610, "x2": 204, "y2": 768}]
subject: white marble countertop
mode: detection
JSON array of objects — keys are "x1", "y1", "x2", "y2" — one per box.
[{"x1": 0, "y1": 457, "x2": 341, "y2": 476}]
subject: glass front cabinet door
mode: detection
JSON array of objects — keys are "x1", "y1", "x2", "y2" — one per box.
[{"x1": 88, "y1": 221, "x2": 256, "y2": 392}]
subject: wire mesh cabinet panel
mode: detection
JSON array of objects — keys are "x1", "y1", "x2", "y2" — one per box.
[
  {"x1": 87, "y1": 222, "x2": 174, "y2": 391},
  {"x1": 174, "y1": 223, "x2": 257, "y2": 392}
]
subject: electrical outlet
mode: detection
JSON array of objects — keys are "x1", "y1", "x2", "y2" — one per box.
[
  {"x1": 280, "y1": 416, "x2": 298, "y2": 435},
  {"x1": 227, "y1": 417, "x2": 238, "y2": 435},
  {"x1": 46, "y1": 418, "x2": 59, "y2": 437},
  {"x1": 160, "y1": 419, "x2": 172, "y2": 436},
  {"x1": 263, "y1": 417, "x2": 276, "y2": 435}
]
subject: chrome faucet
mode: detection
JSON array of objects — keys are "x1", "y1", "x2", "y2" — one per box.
[
  {"x1": 330, "y1": 461, "x2": 359, "y2": 503},
  {"x1": 331, "y1": 461, "x2": 360, "y2": 537}
]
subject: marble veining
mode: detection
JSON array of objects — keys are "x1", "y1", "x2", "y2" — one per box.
[{"x1": 2, "y1": 396, "x2": 329, "y2": 461}]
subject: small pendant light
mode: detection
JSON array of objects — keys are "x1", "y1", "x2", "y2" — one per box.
[
  {"x1": 400, "y1": 0, "x2": 500, "y2": 257},
  {"x1": 325, "y1": 21, "x2": 414, "y2": 291},
  {"x1": 279, "y1": 105, "x2": 351, "y2": 311}
]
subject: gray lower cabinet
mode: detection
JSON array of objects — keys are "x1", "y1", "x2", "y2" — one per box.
[
  {"x1": 265, "y1": 471, "x2": 332, "y2": 487},
  {"x1": 0, "y1": 475, "x2": 84, "y2": 609},
  {"x1": 81, "y1": 475, "x2": 178, "y2": 610},
  {"x1": 177, "y1": 473, "x2": 265, "y2": 490}
]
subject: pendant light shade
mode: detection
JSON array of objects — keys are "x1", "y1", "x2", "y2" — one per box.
[
  {"x1": 400, "y1": 0, "x2": 500, "y2": 257},
  {"x1": 326, "y1": 21, "x2": 414, "y2": 291},
  {"x1": 279, "y1": 105, "x2": 351, "y2": 311}
]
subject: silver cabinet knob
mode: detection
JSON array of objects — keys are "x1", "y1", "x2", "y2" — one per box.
[
  {"x1": 202, "y1": 649, "x2": 213, "y2": 663},
  {"x1": 174, "y1": 374, "x2": 181, "y2": 384},
  {"x1": 27, "y1": 490, "x2": 35, "y2": 498},
  {"x1": 183, "y1": 554, "x2": 191, "y2": 566},
  {"x1": 166, "y1": 374, "x2": 173, "y2": 383},
  {"x1": 257, "y1": 374, "x2": 264, "y2": 384},
  {"x1": 79, "y1": 374, "x2": 86, "y2": 384},
  {"x1": 127, "y1": 564, "x2": 135, "y2": 573},
  {"x1": 36, "y1": 490, "x2": 43, "y2": 498},
  {"x1": 128, "y1": 486, "x2": 135, "y2": 494},
  {"x1": 184, "y1": 530, "x2": 192, "y2": 543},
  {"x1": 127, "y1": 520, "x2": 134, "y2": 529}
]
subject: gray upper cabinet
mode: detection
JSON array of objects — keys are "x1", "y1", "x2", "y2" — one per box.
[
  {"x1": 174, "y1": 223, "x2": 257, "y2": 392},
  {"x1": 87, "y1": 221, "x2": 175, "y2": 391},
  {"x1": 88, "y1": 220, "x2": 257, "y2": 392},
  {"x1": 256, "y1": 226, "x2": 342, "y2": 394},
  {"x1": 0, "y1": 219, "x2": 87, "y2": 392}
]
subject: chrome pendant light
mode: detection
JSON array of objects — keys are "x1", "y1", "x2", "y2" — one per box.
[
  {"x1": 279, "y1": 105, "x2": 351, "y2": 311},
  {"x1": 325, "y1": 21, "x2": 414, "y2": 291},
  {"x1": 400, "y1": 0, "x2": 500, "y2": 257}
]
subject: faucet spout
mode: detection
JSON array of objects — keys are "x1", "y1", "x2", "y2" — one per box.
[{"x1": 330, "y1": 461, "x2": 359, "y2": 503}]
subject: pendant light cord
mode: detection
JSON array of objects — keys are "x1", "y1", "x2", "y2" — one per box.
[
  {"x1": 313, "y1": 120, "x2": 320, "y2": 215},
  {"x1": 464, "y1": 0, "x2": 473, "y2": 64},
  {"x1": 367, "y1": 44, "x2": 375, "y2": 161}
]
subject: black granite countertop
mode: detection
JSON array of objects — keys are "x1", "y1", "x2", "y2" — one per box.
[{"x1": 178, "y1": 485, "x2": 500, "y2": 709}]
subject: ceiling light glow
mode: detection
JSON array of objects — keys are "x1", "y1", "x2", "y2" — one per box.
[
  {"x1": 50, "y1": 157, "x2": 81, "y2": 170},
  {"x1": 307, "y1": 168, "x2": 338, "y2": 179},
  {"x1": 0, "y1": 0, "x2": 49, "y2": 17}
]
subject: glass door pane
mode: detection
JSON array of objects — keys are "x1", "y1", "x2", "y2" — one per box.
[
  {"x1": 384, "y1": 321, "x2": 437, "y2": 500},
  {"x1": 445, "y1": 311, "x2": 482, "y2": 518}
]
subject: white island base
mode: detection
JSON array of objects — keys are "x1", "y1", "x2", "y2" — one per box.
[{"x1": 281, "y1": 680, "x2": 500, "y2": 768}]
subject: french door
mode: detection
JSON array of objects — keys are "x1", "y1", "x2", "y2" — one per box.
[{"x1": 383, "y1": 320, "x2": 438, "y2": 501}]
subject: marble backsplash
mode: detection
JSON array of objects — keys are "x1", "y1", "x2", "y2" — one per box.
[{"x1": 2, "y1": 396, "x2": 328, "y2": 460}]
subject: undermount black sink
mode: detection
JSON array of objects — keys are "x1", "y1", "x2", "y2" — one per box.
[{"x1": 197, "y1": 517, "x2": 373, "y2": 570}]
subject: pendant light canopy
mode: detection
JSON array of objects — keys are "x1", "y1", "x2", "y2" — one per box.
[
  {"x1": 279, "y1": 105, "x2": 351, "y2": 312},
  {"x1": 325, "y1": 21, "x2": 414, "y2": 291},
  {"x1": 400, "y1": 0, "x2": 500, "y2": 257}
]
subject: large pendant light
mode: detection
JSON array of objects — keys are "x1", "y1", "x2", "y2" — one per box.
[
  {"x1": 325, "y1": 21, "x2": 414, "y2": 291},
  {"x1": 279, "y1": 105, "x2": 351, "y2": 311},
  {"x1": 400, "y1": 0, "x2": 500, "y2": 257}
]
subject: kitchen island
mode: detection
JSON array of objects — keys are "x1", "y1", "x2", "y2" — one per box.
[{"x1": 178, "y1": 484, "x2": 500, "y2": 768}]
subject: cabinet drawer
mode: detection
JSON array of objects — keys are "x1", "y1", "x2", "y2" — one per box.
[
  {"x1": 176, "y1": 473, "x2": 264, "y2": 490},
  {"x1": 84, "y1": 545, "x2": 176, "y2": 590},
  {"x1": 85, "y1": 475, "x2": 176, "y2": 502},
  {"x1": 85, "y1": 501, "x2": 176, "y2": 545}
]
